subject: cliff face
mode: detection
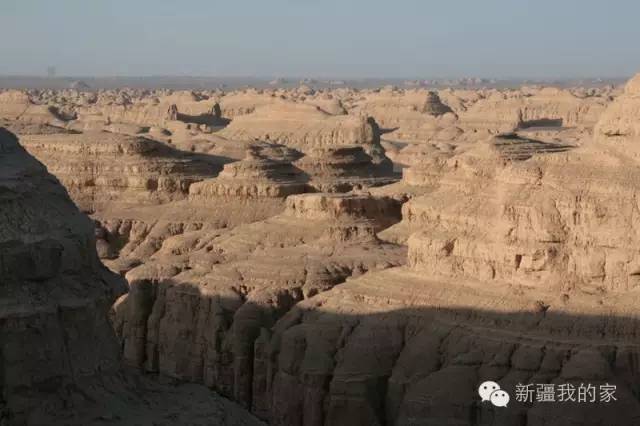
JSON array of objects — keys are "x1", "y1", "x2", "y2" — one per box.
[
  {"x1": 0, "y1": 128, "x2": 263, "y2": 426},
  {"x1": 19, "y1": 131, "x2": 223, "y2": 213},
  {"x1": 109, "y1": 112, "x2": 640, "y2": 424},
  {"x1": 458, "y1": 87, "x2": 609, "y2": 134},
  {"x1": 74, "y1": 90, "x2": 224, "y2": 130},
  {"x1": 112, "y1": 191, "x2": 406, "y2": 409},
  {"x1": 0, "y1": 127, "x2": 125, "y2": 422},
  {"x1": 12, "y1": 98, "x2": 398, "y2": 279},
  {"x1": 0, "y1": 91, "x2": 65, "y2": 125},
  {"x1": 217, "y1": 100, "x2": 390, "y2": 164},
  {"x1": 257, "y1": 76, "x2": 640, "y2": 426}
]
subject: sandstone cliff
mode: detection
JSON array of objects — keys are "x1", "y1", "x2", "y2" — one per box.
[
  {"x1": 218, "y1": 100, "x2": 383, "y2": 156},
  {"x1": 0, "y1": 128, "x2": 263, "y2": 425},
  {"x1": 112, "y1": 191, "x2": 406, "y2": 414},
  {"x1": 257, "y1": 75, "x2": 640, "y2": 425},
  {"x1": 74, "y1": 90, "x2": 224, "y2": 130},
  {"x1": 0, "y1": 90, "x2": 66, "y2": 126},
  {"x1": 19, "y1": 131, "x2": 223, "y2": 213}
]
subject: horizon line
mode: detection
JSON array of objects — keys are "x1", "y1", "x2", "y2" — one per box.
[{"x1": 0, "y1": 74, "x2": 632, "y2": 82}]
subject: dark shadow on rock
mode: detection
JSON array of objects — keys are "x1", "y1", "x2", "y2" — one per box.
[
  {"x1": 112, "y1": 275, "x2": 640, "y2": 426},
  {"x1": 116, "y1": 134, "x2": 233, "y2": 175},
  {"x1": 493, "y1": 133, "x2": 574, "y2": 161},
  {"x1": 177, "y1": 112, "x2": 231, "y2": 127},
  {"x1": 380, "y1": 126, "x2": 401, "y2": 135},
  {"x1": 519, "y1": 118, "x2": 564, "y2": 129}
]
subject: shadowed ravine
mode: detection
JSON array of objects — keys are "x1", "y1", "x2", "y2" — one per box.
[{"x1": 112, "y1": 275, "x2": 640, "y2": 426}]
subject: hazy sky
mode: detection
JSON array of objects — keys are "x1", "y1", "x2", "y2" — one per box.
[{"x1": 2, "y1": 0, "x2": 639, "y2": 79}]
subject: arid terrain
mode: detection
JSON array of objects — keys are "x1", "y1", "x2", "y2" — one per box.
[{"x1": 2, "y1": 74, "x2": 640, "y2": 425}]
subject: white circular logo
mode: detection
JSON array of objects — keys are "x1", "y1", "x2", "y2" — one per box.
[{"x1": 478, "y1": 381, "x2": 510, "y2": 407}]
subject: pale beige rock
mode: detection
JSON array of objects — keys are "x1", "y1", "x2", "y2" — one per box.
[
  {"x1": 0, "y1": 90, "x2": 65, "y2": 125},
  {"x1": 219, "y1": 90, "x2": 281, "y2": 119},
  {"x1": 19, "y1": 131, "x2": 222, "y2": 212},
  {"x1": 594, "y1": 73, "x2": 640, "y2": 147},
  {"x1": 459, "y1": 87, "x2": 609, "y2": 134},
  {"x1": 190, "y1": 145, "x2": 307, "y2": 199},
  {"x1": 218, "y1": 100, "x2": 384, "y2": 157},
  {"x1": 294, "y1": 145, "x2": 397, "y2": 192},
  {"x1": 304, "y1": 94, "x2": 347, "y2": 115},
  {"x1": 74, "y1": 90, "x2": 224, "y2": 129},
  {"x1": 257, "y1": 74, "x2": 640, "y2": 426},
  {"x1": 93, "y1": 142, "x2": 309, "y2": 270},
  {"x1": 354, "y1": 89, "x2": 455, "y2": 143}
]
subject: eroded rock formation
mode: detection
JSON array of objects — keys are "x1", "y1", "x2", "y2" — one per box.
[
  {"x1": 0, "y1": 127, "x2": 125, "y2": 423},
  {"x1": 19, "y1": 131, "x2": 222, "y2": 213},
  {"x1": 258, "y1": 75, "x2": 640, "y2": 426},
  {"x1": 218, "y1": 101, "x2": 383, "y2": 156},
  {"x1": 109, "y1": 190, "x2": 405, "y2": 420},
  {"x1": 0, "y1": 128, "x2": 262, "y2": 426},
  {"x1": 458, "y1": 87, "x2": 610, "y2": 135},
  {"x1": 0, "y1": 90, "x2": 66, "y2": 126},
  {"x1": 355, "y1": 89, "x2": 455, "y2": 143},
  {"x1": 1, "y1": 75, "x2": 638, "y2": 425},
  {"x1": 74, "y1": 90, "x2": 224, "y2": 130}
]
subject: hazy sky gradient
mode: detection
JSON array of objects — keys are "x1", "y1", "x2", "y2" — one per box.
[{"x1": 2, "y1": 0, "x2": 639, "y2": 79}]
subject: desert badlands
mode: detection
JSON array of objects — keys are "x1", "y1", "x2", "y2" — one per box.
[{"x1": 3, "y1": 73, "x2": 640, "y2": 426}]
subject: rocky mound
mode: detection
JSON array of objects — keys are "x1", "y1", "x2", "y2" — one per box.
[
  {"x1": 0, "y1": 90, "x2": 65, "y2": 126},
  {"x1": 459, "y1": 87, "x2": 609, "y2": 135},
  {"x1": 594, "y1": 73, "x2": 640, "y2": 147},
  {"x1": 19, "y1": 131, "x2": 222, "y2": 213},
  {"x1": 518, "y1": 87, "x2": 607, "y2": 128},
  {"x1": 219, "y1": 90, "x2": 281, "y2": 119},
  {"x1": 218, "y1": 100, "x2": 384, "y2": 158},
  {"x1": 304, "y1": 94, "x2": 347, "y2": 115},
  {"x1": 355, "y1": 89, "x2": 456, "y2": 143},
  {"x1": 92, "y1": 143, "x2": 307, "y2": 275},
  {"x1": 190, "y1": 145, "x2": 307, "y2": 199},
  {"x1": 458, "y1": 91, "x2": 523, "y2": 134},
  {"x1": 74, "y1": 90, "x2": 224, "y2": 131},
  {"x1": 294, "y1": 145, "x2": 398, "y2": 192}
]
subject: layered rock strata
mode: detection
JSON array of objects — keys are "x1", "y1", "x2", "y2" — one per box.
[
  {"x1": 255, "y1": 74, "x2": 640, "y2": 426},
  {"x1": 0, "y1": 127, "x2": 125, "y2": 423},
  {"x1": 355, "y1": 89, "x2": 456, "y2": 143},
  {"x1": 0, "y1": 90, "x2": 66, "y2": 126},
  {"x1": 112, "y1": 192, "x2": 406, "y2": 416},
  {"x1": 219, "y1": 90, "x2": 281, "y2": 119},
  {"x1": 218, "y1": 101, "x2": 384, "y2": 159},
  {"x1": 74, "y1": 90, "x2": 224, "y2": 130},
  {"x1": 459, "y1": 87, "x2": 609, "y2": 134},
  {"x1": 96, "y1": 143, "x2": 309, "y2": 273},
  {"x1": 294, "y1": 146, "x2": 398, "y2": 192},
  {"x1": 19, "y1": 131, "x2": 222, "y2": 213},
  {"x1": 0, "y1": 128, "x2": 262, "y2": 426},
  {"x1": 189, "y1": 145, "x2": 307, "y2": 200},
  {"x1": 2, "y1": 77, "x2": 637, "y2": 425}
]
